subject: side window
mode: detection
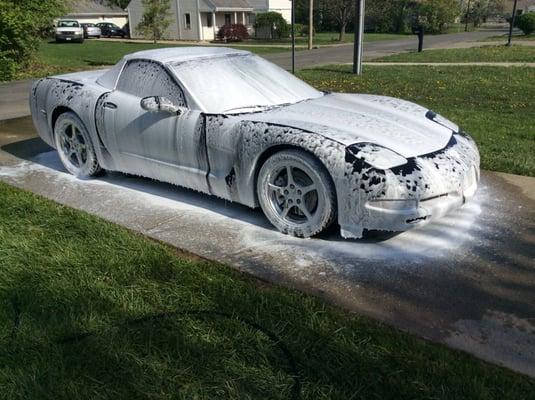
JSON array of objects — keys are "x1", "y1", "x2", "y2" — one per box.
[
  {"x1": 184, "y1": 13, "x2": 191, "y2": 30},
  {"x1": 116, "y1": 60, "x2": 186, "y2": 107}
]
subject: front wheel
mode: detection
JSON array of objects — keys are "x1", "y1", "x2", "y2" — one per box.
[
  {"x1": 257, "y1": 149, "x2": 336, "y2": 238},
  {"x1": 54, "y1": 112, "x2": 102, "y2": 178}
]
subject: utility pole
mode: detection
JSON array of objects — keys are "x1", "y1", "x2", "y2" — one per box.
[
  {"x1": 291, "y1": 0, "x2": 296, "y2": 73},
  {"x1": 308, "y1": 0, "x2": 314, "y2": 50},
  {"x1": 507, "y1": 0, "x2": 519, "y2": 47},
  {"x1": 353, "y1": 0, "x2": 365, "y2": 75}
]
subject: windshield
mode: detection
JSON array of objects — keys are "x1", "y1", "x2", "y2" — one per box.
[
  {"x1": 58, "y1": 20, "x2": 79, "y2": 28},
  {"x1": 170, "y1": 54, "x2": 323, "y2": 113}
]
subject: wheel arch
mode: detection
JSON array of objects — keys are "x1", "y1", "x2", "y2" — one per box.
[
  {"x1": 252, "y1": 144, "x2": 338, "y2": 208},
  {"x1": 51, "y1": 106, "x2": 74, "y2": 133}
]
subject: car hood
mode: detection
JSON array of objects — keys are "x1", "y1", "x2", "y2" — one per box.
[
  {"x1": 56, "y1": 27, "x2": 82, "y2": 32},
  {"x1": 246, "y1": 93, "x2": 456, "y2": 158}
]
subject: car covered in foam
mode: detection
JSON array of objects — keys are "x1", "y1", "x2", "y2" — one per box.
[{"x1": 30, "y1": 47, "x2": 480, "y2": 239}]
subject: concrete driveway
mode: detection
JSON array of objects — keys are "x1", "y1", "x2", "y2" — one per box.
[{"x1": 1, "y1": 116, "x2": 534, "y2": 377}]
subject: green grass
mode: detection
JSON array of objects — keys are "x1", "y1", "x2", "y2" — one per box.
[
  {"x1": 445, "y1": 22, "x2": 476, "y2": 33},
  {"x1": 298, "y1": 65, "x2": 535, "y2": 176},
  {"x1": 482, "y1": 33, "x2": 535, "y2": 42},
  {"x1": 15, "y1": 40, "x2": 292, "y2": 80},
  {"x1": 250, "y1": 32, "x2": 408, "y2": 46},
  {"x1": 0, "y1": 181, "x2": 534, "y2": 399},
  {"x1": 374, "y1": 45, "x2": 535, "y2": 62}
]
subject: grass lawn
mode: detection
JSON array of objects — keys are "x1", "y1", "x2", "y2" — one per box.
[
  {"x1": 298, "y1": 65, "x2": 535, "y2": 177},
  {"x1": 14, "y1": 40, "x2": 292, "y2": 81},
  {"x1": 250, "y1": 32, "x2": 409, "y2": 46},
  {"x1": 374, "y1": 45, "x2": 535, "y2": 62},
  {"x1": 482, "y1": 32, "x2": 535, "y2": 42},
  {"x1": 0, "y1": 181, "x2": 534, "y2": 399}
]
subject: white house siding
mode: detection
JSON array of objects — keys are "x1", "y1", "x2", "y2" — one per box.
[
  {"x1": 63, "y1": 15, "x2": 128, "y2": 27},
  {"x1": 127, "y1": 0, "x2": 287, "y2": 41},
  {"x1": 267, "y1": 0, "x2": 291, "y2": 22},
  {"x1": 246, "y1": 0, "x2": 291, "y2": 22}
]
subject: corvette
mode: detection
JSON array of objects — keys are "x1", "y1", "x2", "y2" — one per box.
[{"x1": 30, "y1": 47, "x2": 480, "y2": 239}]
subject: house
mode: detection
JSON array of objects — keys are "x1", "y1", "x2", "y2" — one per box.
[
  {"x1": 126, "y1": 0, "x2": 291, "y2": 41},
  {"x1": 60, "y1": 0, "x2": 129, "y2": 28}
]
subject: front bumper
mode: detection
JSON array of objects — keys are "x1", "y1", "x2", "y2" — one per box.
[
  {"x1": 363, "y1": 164, "x2": 479, "y2": 232},
  {"x1": 56, "y1": 33, "x2": 83, "y2": 41},
  {"x1": 340, "y1": 132, "x2": 480, "y2": 239}
]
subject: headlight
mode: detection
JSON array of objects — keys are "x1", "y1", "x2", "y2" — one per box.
[{"x1": 346, "y1": 143, "x2": 407, "y2": 170}]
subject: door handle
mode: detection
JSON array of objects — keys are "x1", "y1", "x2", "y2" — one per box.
[{"x1": 103, "y1": 102, "x2": 117, "y2": 109}]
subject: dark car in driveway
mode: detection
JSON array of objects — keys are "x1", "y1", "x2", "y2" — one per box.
[{"x1": 96, "y1": 22, "x2": 127, "y2": 38}]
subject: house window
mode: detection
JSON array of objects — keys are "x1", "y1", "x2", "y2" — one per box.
[
  {"x1": 185, "y1": 13, "x2": 191, "y2": 30},
  {"x1": 207, "y1": 13, "x2": 213, "y2": 28},
  {"x1": 247, "y1": 13, "x2": 255, "y2": 26},
  {"x1": 225, "y1": 13, "x2": 231, "y2": 25}
]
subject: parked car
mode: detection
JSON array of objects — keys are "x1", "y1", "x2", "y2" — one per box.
[
  {"x1": 80, "y1": 23, "x2": 101, "y2": 39},
  {"x1": 96, "y1": 22, "x2": 127, "y2": 38},
  {"x1": 29, "y1": 48, "x2": 480, "y2": 239},
  {"x1": 55, "y1": 20, "x2": 84, "y2": 43}
]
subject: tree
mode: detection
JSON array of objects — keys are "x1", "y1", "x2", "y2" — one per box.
[
  {"x1": 463, "y1": 0, "x2": 507, "y2": 27},
  {"x1": 107, "y1": 0, "x2": 131, "y2": 8},
  {"x1": 136, "y1": 0, "x2": 172, "y2": 43},
  {"x1": 329, "y1": 0, "x2": 354, "y2": 41},
  {"x1": 411, "y1": 0, "x2": 459, "y2": 34},
  {"x1": 0, "y1": 0, "x2": 65, "y2": 81},
  {"x1": 255, "y1": 12, "x2": 290, "y2": 39},
  {"x1": 517, "y1": 12, "x2": 535, "y2": 35}
]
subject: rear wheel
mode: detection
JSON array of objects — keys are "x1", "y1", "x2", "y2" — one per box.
[
  {"x1": 257, "y1": 149, "x2": 336, "y2": 238},
  {"x1": 54, "y1": 112, "x2": 101, "y2": 178}
]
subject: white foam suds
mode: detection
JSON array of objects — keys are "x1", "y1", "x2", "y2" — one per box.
[{"x1": 0, "y1": 152, "x2": 491, "y2": 273}]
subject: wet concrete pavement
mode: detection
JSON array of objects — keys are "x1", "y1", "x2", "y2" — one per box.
[{"x1": 0, "y1": 116, "x2": 534, "y2": 377}]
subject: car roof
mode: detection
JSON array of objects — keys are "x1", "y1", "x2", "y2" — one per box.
[{"x1": 124, "y1": 47, "x2": 251, "y2": 64}]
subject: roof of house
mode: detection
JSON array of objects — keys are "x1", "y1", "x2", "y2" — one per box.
[
  {"x1": 205, "y1": 0, "x2": 253, "y2": 11},
  {"x1": 125, "y1": 47, "x2": 251, "y2": 64},
  {"x1": 65, "y1": 0, "x2": 128, "y2": 16}
]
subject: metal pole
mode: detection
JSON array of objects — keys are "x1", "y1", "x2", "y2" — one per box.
[
  {"x1": 308, "y1": 0, "x2": 314, "y2": 50},
  {"x1": 291, "y1": 0, "x2": 296, "y2": 73},
  {"x1": 353, "y1": 0, "x2": 365, "y2": 75},
  {"x1": 507, "y1": 0, "x2": 518, "y2": 47}
]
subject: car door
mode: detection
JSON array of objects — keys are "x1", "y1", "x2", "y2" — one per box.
[{"x1": 101, "y1": 59, "x2": 210, "y2": 193}]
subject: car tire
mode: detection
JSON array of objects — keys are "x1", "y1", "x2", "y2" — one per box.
[
  {"x1": 54, "y1": 112, "x2": 102, "y2": 178},
  {"x1": 257, "y1": 149, "x2": 336, "y2": 238}
]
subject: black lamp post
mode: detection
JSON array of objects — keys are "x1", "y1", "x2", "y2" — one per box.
[{"x1": 507, "y1": 0, "x2": 519, "y2": 47}]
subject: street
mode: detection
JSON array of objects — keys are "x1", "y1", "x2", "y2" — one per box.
[{"x1": 0, "y1": 28, "x2": 509, "y2": 121}]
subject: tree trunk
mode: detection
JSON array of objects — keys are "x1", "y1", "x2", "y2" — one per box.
[{"x1": 339, "y1": 23, "x2": 346, "y2": 41}]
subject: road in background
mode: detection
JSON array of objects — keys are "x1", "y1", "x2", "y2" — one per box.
[{"x1": 0, "y1": 28, "x2": 510, "y2": 121}]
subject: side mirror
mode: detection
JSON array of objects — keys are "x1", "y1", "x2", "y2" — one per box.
[{"x1": 140, "y1": 96, "x2": 186, "y2": 116}]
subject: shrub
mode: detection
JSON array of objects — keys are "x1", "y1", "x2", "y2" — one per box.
[
  {"x1": 0, "y1": 0, "x2": 65, "y2": 81},
  {"x1": 255, "y1": 11, "x2": 289, "y2": 39},
  {"x1": 217, "y1": 24, "x2": 249, "y2": 42},
  {"x1": 517, "y1": 13, "x2": 535, "y2": 35}
]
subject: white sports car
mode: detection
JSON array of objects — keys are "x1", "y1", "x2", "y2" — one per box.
[{"x1": 30, "y1": 47, "x2": 480, "y2": 239}]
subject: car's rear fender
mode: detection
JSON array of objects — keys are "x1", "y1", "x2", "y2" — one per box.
[{"x1": 30, "y1": 77, "x2": 117, "y2": 170}]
